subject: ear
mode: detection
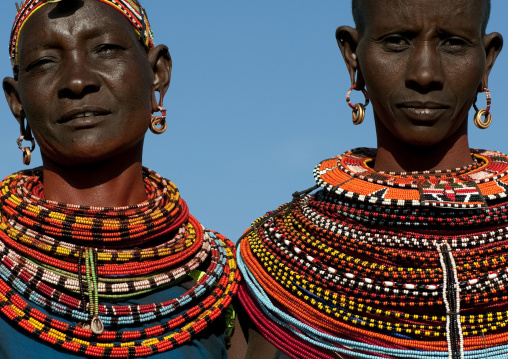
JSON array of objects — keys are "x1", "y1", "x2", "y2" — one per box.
[
  {"x1": 479, "y1": 31, "x2": 503, "y2": 91},
  {"x1": 335, "y1": 26, "x2": 365, "y2": 89},
  {"x1": 3, "y1": 76, "x2": 23, "y2": 126},
  {"x1": 147, "y1": 44, "x2": 172, "y2": 112}
]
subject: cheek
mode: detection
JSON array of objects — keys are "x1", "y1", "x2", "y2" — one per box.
[
  {"x1": 358, "y1": 49, "x2": 405, "y2": 105},
  {"x1": 117, "y1": 88, "x2": 152, "y2": 135},
  {"x1": 17, "y1": 86, "x2": 56, "y2": 141},
  {"x1": 445, "y1": 55, "x2": 485, "y2": 97},
  {"x1": 109, "y1": 61, "x2": 153, "y2": 114},
  {"x1": 360, "y1": 64, "x2": 397, "y2": 121}
]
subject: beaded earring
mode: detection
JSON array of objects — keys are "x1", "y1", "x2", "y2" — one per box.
[
  {"x1": 346, "y1": 85, "x2": 369, "y2": 125},
  {"x1": 150, "y1": 106, "x2": 167, "y2": 134},
  {"x1": 16, "y1": 119, "x2": 35, "y2": 166},
  {"x1": 473, "y1": 87, "x2": 492, "y2": 130}
]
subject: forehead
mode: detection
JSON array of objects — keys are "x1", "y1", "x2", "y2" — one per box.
[
  {"x1": 18, "y1": 0, "x2": 138, "y2": 51},
  {"x1": 362, "y1": 0, "x2": 486, "y2": 34}
]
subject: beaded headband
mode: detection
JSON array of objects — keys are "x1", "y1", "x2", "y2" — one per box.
[{"x1": 10, "y1": 0, "x2": 155, "y2": 68}]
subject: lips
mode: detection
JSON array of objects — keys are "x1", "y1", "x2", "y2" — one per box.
[
  {"x1": 396, "y1": 101, "x2": 449, "y2": 123},
  {"x1": 396, "y1": 101, "x2": 449, "y2": 110},
  {"x1": 59, "y1": 107, "x2": 111, "y2": 124}
]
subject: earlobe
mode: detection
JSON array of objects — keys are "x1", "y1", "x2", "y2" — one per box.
[
  {"x1": 481, "y1": 32, "x2": 503, "y2": 90},
  {"x1": 336, "y1": 26, "x2": 362, "y2": 88},
  {"x1": 147, "y1": 45, "x2": 172, "y2": 111},
  {"x1": 3, "y1": 76, "x2": 23, "y2": 125}
]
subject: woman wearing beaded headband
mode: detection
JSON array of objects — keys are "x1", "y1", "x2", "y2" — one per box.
[
  {"x1": 0, "y1": 0, "x2": 240, "y2": 358},
  {"x1": 237, "y1": 1, "x2": 506, "y2": 358}
]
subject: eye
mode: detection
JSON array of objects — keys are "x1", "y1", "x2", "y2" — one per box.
[
  {"x1": 95, "y1": 44, "x2": 126, "y2": 57},
  {"x1": 25, "y1": 57, "x2": 56, "y2": 72},
  {"x1": 382, "y1": 36, "x2": 411, "y2": 51},
  {"x1": 441, "y1": 37, "x2": 469, "y2": 52}
]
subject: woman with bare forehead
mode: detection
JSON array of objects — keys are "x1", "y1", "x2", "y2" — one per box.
[
  {"x1": 0, "y1": 0, "x2": 239, "y2": 358},
  {"x1": 237, "y1": 0, "x2": 505, "y2": 358}
]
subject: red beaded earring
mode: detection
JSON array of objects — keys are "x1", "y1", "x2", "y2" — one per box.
[
  {"x1": 16, "y1": 118, "x2": 36, "y2": 166},
  {"x1": 150, "y1": 106, "x2": 167, "y2": 134},
  {"x1": 473, "y1": 87, "x2": 492, "y2": 130},
  {"x1": 346, "y1": 85, "x2": 369, "y2": 125}
]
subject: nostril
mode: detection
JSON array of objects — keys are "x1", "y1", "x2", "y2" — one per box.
[
  {"x1": 56, "y1": 56, "x2": 101, "y2": 99},
  {"x1": 405, "y1": 65, "x2": 444, "y2": 93},
  {"x1": 406, "y1": 77, "x2": 444, "y2": 94},
  {"x1": 58, "y1": 75, "x2": 100, "y2": 99},
  {"x1": 404, "y1": 45, "x2": 444, "y2": 93}
]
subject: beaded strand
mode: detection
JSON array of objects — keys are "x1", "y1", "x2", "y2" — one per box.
[
  {"x1": 0, "y1": 168, "x2": 239, "y2": 357},
  {"x1": 239, "y1": 148, "x2": 508, "y2": 358}
]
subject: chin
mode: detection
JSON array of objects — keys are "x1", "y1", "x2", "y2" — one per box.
[
  {"x1": 404, "y1": 138, "x2": 444, "y2": 148},
  {"x1": 389, "y1": 133, "x2": 449, "y2": 149},
  {"x1": 394, "y1": 127, "x2": 455, "y2": 148},
  {"x1": 48, "y1": 154, "x2": 111, "y2": 167}
]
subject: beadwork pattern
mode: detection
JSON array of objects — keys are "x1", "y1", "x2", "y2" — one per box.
[
  {"x1": 238, "y1": 148, "x2": 508, "y2": 359},
  {"x1": 10, "y1": 0, "x2": 155, "y2": 67},
  {"x1": 0, "y1": 168, "x2": 239, "y2": 357}
]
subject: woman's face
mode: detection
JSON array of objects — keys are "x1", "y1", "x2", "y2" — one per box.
[
  {"x1": 11, "y1": 0, "x2": 155, "y2": 165},
  {"x1": 354, "y1": 0, "x2": 496, "y2": 147}
]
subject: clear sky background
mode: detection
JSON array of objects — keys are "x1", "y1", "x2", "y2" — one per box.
[{"x1": 0, "y1": 1, "x2": 506, "y2": 241}]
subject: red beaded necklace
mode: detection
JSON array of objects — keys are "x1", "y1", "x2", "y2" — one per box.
[
  {"x1": 239, "y1": 148, "x2": 508, "y2": 358},
  {"x1": 0, "y1": 167, "x2": 240, "y2": 357}
]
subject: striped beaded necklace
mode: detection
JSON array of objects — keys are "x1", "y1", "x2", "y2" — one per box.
[
  {"x1": 0, "y1": 168, "x2": 240, "y2": 357},
  {"x1": 238, "y1": 148, "x2": 508, "y2": 359}
]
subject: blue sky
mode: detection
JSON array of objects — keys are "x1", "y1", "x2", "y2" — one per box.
[{"x1": 0, "y1": 1, "x2": 507, "y2": 241}]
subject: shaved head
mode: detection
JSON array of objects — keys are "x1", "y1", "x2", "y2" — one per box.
[{"x1": 352, "y1": 0, "x2": 491, "y2": 35}]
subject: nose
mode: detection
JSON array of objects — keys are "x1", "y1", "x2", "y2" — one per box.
[
  {"x1": 57, "y1": 52, "x2": 100, "y2": 99},
  {"x1": 405, "y1": 41, "x2": 444, "y2": 93}
]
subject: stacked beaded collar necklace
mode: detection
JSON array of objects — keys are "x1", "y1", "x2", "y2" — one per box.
[
  {"x1": 10, "y1": 0, "x2": 154, "y2": 68},
  {"x1": 238, "y1": 148, "x2": 508, "y2": 359},
  {"x1": 0, "y1": 168, "x2": 239, "y2": 357}
]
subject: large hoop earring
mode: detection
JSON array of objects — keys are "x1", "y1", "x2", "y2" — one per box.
[
  {"x1": 346, "y1": 85, "x2": 369, "y2": 125},
  {"x1": 17, "y1": 120, "x2": 36, "y2": 166},
  {"x1": 150, "y1": 106, "x2": 167, "y2": 134},
  {"x1": 473, "y1": 87, "x2": 492, "y2": 130}
]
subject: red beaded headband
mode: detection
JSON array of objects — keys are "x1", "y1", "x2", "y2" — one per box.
[{"x1": 10, "y1": 0, "x2": 155, "y2": 68}]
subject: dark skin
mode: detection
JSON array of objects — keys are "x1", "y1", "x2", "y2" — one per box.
[
  {"x1": 3, "y1": 0, "x2": 172, "y2": 207},
  {"x1": 337, "y1": 0, "x2": 502, "y2": 172},
  {"x1": 241, "y1": 0, "x2": 503, "y2": 357},
  {"x1": 2, "y1": 2, "x2": 249, "y2": 357}
]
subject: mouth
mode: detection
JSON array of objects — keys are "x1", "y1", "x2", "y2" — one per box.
[
  {"x1": 396, "y1": 102, "x2": 449, "y2": 123},
  {"x1": 396, "y1": 101, "x2": 449, "y2": 110},
  {"x1": 59, "y1": 107, "x2": 111, "y2": 124}
]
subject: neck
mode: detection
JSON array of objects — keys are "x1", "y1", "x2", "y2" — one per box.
[
  {"x1": 374, "y1": 120, "x2": 473, "y2": 173},
  {"x1": 41, "y1": 152, "x2": 147, "y2": 208}
]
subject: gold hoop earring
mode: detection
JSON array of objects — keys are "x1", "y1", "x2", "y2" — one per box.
[
  {"x1": 17, "y1": 135, "x2": 35, "y2": 166},
  {"x1": 346, "y1": 85, "x2": 369, "y2": 125},
  {"x1": 150, "y1": 106, "x2": 167, "y2": 134},
  {"x1": 473, "y1": 87, "x2": 492, "y2": 130},
  {"x1": 17, "y1": 119, "x2": 36, "y2": 166}
]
